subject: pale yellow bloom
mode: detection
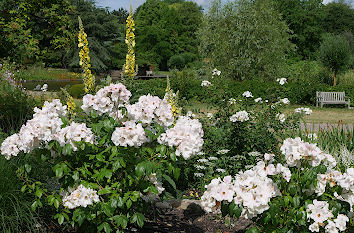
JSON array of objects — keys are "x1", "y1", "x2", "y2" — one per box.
[
  {"x1": 124, "y1": 5, "x2": 136, "y2": 78},
  {"x1": 78, "y1": 16, "x2": 95, "y2": 93}
]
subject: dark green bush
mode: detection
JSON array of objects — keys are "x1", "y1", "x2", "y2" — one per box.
[
  {"x1": 69, "y1": 83, "x2": 85, "y2": 99},
  {"x1": 168, "y1": 55, "x2": 185, "y2": 70},
  {"x1": 0, "y1": 83, "x2": 36, "y2": 134}
]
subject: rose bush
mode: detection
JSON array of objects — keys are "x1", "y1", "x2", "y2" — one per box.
[
  {"x1": 200, "y1": 137, "x2": 353, "y2": 232},
  {"x1": 187, "y1": 72, "x2": 305, "y2": 186},
  {"x1": 0, "y1": 83, "x2": 204, "y2": 232}
]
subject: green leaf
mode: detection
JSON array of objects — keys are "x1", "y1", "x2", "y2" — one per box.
[
  {"x1": 63, "y1": 143, "x2": 73, "y2": 155},
  {"x1": 31, "y1": 201, "x2": 38, "y2": 211},
  {"x1": 229, "y1": 203, "x2": 242, "y2": 218},
  {"x1": 25, "y1": 164, "x2": 31, "y2": 173},
  {"x1": 130, "y1": 191, "x2": 140, "y2": 202},
  {"x1": 111, "y1": 146, "x2": 118, "y2": 156},
  {"x1": 54, "y1": 166, "x2": 63, "y2": 178},
  {"x1": 131, "y1": 213, "x2": 145, "y2": 227},
  {"x1": 98, "y1": 222, "x2": 112, "y2": 233},
  {"x1": 246, "y1": 227, "x2": 260, "y2": 233},
  {"x1": 98, "y1": 187, "x2": 112, "y2": 195},
  {"x1": 135, "y1": 162, "x2": 146, "y2": 177},
  {"x1": 163, "y1": 174, "x2": 176, "y2": 190},
  {"x1": 221, "y1": 203, "x2": 229, "y2": 217},
  {"x1": 126, "y1": 199, "x2": 132, "y2": 209},
  {"x1": 58, "y1": 214, "x2": 64, "y2": 225},
  {"x1": 117, "y1": 196, "x2": 124, "y2": 207},
  {"x1": 160, "y1": 145, "x2": 167, "y2": 156},
  {"x1": 170, "y1": 152, "x2": 177, "y2": 161},
  {"x1": 35, "y1": 188, "x2": 43, "y2": 198},
  {"x1": 111, "y1": 215, "x2": 128, "y2": 229},
  {"x1": 293, "y1": 196, "x2": 301, "y2": 208},
  {"x1": 145, "y1": 130, "x2": 155, "y2": 140},
  {"x1": 54, "y1": 199, "x2": 60, "y2": 209},
  {"x1": 284, "y1": 196, "x2": 290, "y2": 207},
  {"x1": 21, "y1": 185, "x2": 26, "y2": 193},
  {"x1": 102, "y1": 203, "x2": 114, "y2": 217},
  {"x1": 72, "y1": 171, "x2": 80, "y2": 181}
]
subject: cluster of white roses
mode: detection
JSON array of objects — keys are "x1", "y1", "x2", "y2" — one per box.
[
  {"x1": 230, "y1": 110, "x2": 249, "y2": 122},
  {"x1": 111, "y1": 120, "x2": 148, "y2": 147},
  {"x1": 1, "y1": 100, "x2": 67, "y2": 159},
  {"x1": 201, "y1": 155, "x2": 291, "y2": 219},
  {"x1": 201, "y1": 138, "x2": 352, "y2": 232},
  {"x1": 307, "y1": 200, "x2": 349, "y2": 232},
  {"x1": 127, "y1": 94, "x2": 174, "y2": 127},
  {"x1": 295, "y1": 107, "x2": 312, "y2": 115},
  {"x1": 81, "y1": 84, "x2": 202, "y2": 159},
  {"x1": 56, "y1": 122, "x2": 94, "y2": 151},
  {"x1": 62, "y1": 184, "x2": 100, "y2": 209},
  {"x1": 81, "y1": 83, "x2": 131, "y2": 119},
  {"x1": 316, "y1": 168, "x2": 354, "y2": 214},
  {"x1": 158, "y1": 116, "x2": 204, "y2": 159},
  {"x1": 2, "y1": 83, "x2": 204, "y2": 162},
  {"x1": 280, "y1": 137, "x2": 336, "y2": 168}
]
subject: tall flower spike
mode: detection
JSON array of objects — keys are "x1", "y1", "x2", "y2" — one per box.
[
  {"x1": 78, "y1": 16, "x2": 95, "y2": 93},
  {"x1": 164, "y1": 76, "x2": 181, "y2": 117},
  {"x1": 124, "y1": 5, "x2": 136, "y2": 78},
  {"x1": 61, "y1": 88, "x2": 76, "y2": 119}
]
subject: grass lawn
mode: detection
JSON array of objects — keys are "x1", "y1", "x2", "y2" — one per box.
[
  {"x1": 284, "y1": 105, "x2": 354, "y2": 124},
  {"x1": 185, "y1": 100, "x2": 354, "y2": 124},
  {"x1": 17, "y1": 67, "x2": 81, "y2": 81}
]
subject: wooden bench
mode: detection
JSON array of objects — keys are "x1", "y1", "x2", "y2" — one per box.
[{"x1": 316, "y1": 91, "x2": 351, "y2": 108}]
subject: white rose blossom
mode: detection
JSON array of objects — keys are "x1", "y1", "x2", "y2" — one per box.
[
  {"x1": 201, "y1": 80, "x2": 212, "y2": 87},
  {"x1": 230, "y1": 111, "x2": 249, "y2": 122},
  {"x1": 62, "y1": 184, "x2": 100, "y2": 209},
  {"x1": 276, "y1": 78, "x2": 287, "y2": 85},
  {"x1": 242, "y1": 91, "x2": 253, "y2": 98},
  {"x1": 295, "y1": 107, "x2": 312, "y2": 115}
]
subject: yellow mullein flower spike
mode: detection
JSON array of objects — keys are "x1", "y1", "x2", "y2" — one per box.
[
  {"x1": 164, "y1": 76, "x2": 182, "y2": 118},
  {"x1": 61, "y1": 88, "x2": 76, "y2": 119},
  {"x1": 123, "y1": 5, "x2": 136, "y2": 78},
  {"x1": 78, "y1": 16, "x2": 95, "y2": 93}
]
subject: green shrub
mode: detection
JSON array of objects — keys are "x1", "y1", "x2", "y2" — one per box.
[
  {"x1": 168, "y1": 55, "x2": 185, "y2": 70},
  {"x1": 338, "y1": 69, "x2": 354, "y2": 85},
  {"x1": 69, "y1": 84, "x2": 85, "y2": 99},
  {"x1": 0, "y1": 78, "x2": 37, "y2": 135},
  {"x1": 319, "y1": 34, "x2": 352, "y2": 86}
]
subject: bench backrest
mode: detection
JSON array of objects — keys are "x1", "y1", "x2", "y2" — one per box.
[{"x1": 317, "y1": 92, "x2": 346, "y2": 102}]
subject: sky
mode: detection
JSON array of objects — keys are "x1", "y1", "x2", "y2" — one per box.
[{"x1": 95, "y1": 0, "x2": 353, "y2": 11}]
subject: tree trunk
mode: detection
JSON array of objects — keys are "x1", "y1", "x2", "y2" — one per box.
[{"x1": 334, "y1": 71, "x2": 337, "y2": 86}]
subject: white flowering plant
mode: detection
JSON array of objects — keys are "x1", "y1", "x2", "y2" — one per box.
[
  {"x1": 1, "y1": 83, "x2": 204, "y2": 232},
  {"x1": 200, "y1": 138, "x2": 353, "y2": 232}
]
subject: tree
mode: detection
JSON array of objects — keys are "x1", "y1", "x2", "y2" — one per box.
[
  {"x1": 318, "y1": 34, "x2": 351, "y2": 86},
  {"x1": 322, "y1": 1, "x2": 354, "y2": 35},
  {"x1": 0, "y1": 0, "x2": 74, "y2": 65},
  {"x1": 198, "y1": 0, "x2": 294, "y2": 80},
  {"x1": 112, "y1": 7, "x2": 129, "y2": 24},
  {"x1": 135, "y1": 0, "x2": 202, "y2": 70},
  {"x1": 66, "y1": 0, "x2": 122, "y2": 72},
  {"x1": 272, "y1": 0, "x2": 325, "y2": 59}
]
